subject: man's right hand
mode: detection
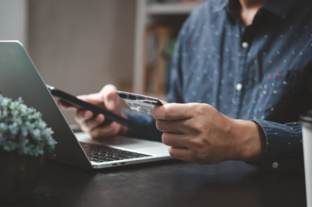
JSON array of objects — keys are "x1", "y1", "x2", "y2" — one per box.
[{"x1": 58, "y1": 84, "x2": 128, "y2": 138}]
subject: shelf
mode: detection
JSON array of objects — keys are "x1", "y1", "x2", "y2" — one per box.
[{"x1": 146, "y1": 2, "x2": 202, "y2": 15}]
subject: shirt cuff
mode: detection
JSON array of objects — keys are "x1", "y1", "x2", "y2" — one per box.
[
  {"x1": 123, "y1": 109, "x2": 162, "y2": 142},
  {"x1": 247, "y1": 119, "x2": 304, "y2": 172}
]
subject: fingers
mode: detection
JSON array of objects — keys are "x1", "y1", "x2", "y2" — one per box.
[
  {"x1": 156, "y1": 119, "x2": 193, "y2": 134},
  {"x1": 88, "y1": 122, "x2": 120, "y2": 138},
  {"x1": 76, "y1": 110, "x2": 120, "y2": 139},
  {"x1": 78, "y1": 85, "x2": 120, "y2": 112},
  {"x1": 75, "y1": 84, "x2": 120, "y2": 126},
  {"x1": 67, "y1": 84, "x2": 124, "y2": 139},
  {"x1": 168, "y1": 147, "x2": 193, "y2": 162},
  {"x1": 101, "y1": 84, "x2": 120, "y2": 112},
  {"x1": 57, "y1": 100, "x2": 78, "y2": 110},
  {"x1": 77, "y1": 93, "x2": 104, "y2": 106},
  {"x1": 162, "y1": 132, "x2": 188, "y2": 148},
  {"x1": 84, "y1": 114, "x2": 105, "y2": 129},
  {"x1": 75, "y1": 109, "x2": 93, "y2": 124},
  {"x1": 58, "y1": 84, "x2": 120, "y2": 112},
  {"x1": 152, "y1": 103, "x2": 194, "y2": 120}
]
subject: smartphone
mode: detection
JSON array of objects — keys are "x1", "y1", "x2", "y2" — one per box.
[{"x1": 46, "y1": 84, "x2": 133, "y2": 127}]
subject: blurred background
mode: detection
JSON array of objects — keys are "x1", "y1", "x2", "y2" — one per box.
[{"x1": 0, "y1": 0, "x2": 205, "y2": 124}]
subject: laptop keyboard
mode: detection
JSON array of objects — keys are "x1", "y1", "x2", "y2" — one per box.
[{"x1": 80, "y1": 143, "x2": 151, "y2": 163}]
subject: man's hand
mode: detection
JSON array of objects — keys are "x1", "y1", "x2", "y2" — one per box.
[
  {"x1": 152, "y1": 103, "x2": 266, "y2": 164},
  {"x1": 58, "y1": 84, "x2": 128, "y2": 138}
]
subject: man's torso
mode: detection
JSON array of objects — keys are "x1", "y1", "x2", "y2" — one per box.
[{"x1": 168, "y1": 0, "x2": 312, "y2": 123}]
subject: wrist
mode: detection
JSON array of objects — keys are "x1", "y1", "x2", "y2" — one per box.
[
  {"x1": 232, "y1": 120, "x2": 266, "y2": 161},
  {"x1": 118, "y1": 110, "x2": 129, "y2": 135}
]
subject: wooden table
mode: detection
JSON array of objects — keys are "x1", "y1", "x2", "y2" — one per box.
[{"x1": 5, "y1": 160, "x2": 306, "y2": 207}]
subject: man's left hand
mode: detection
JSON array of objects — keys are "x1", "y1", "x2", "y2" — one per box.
[{"x1": 152, "y1": 103, "x2": 265, "y2": 164}]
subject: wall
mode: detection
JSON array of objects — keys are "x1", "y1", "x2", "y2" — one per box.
[
  {"x1": 0, "y1": 0, "x2": 28, "y2": 47},
  {"x1": 28, "y1": 0, "x2": 136, "y2": 124}
]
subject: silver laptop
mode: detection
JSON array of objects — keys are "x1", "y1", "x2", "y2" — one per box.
[{"x1": 0, "y1": 41, "x2": 171, "y2": 169}]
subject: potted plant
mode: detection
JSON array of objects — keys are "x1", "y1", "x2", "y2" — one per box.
[{"x1": 0, "y1": 94, "x2": 57, "y2": 202}]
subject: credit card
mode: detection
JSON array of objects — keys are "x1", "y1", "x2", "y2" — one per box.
[{"x1": 116, "y1": 90, "x2": 163, "y2": 115}]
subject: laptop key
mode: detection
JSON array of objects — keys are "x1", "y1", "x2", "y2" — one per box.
[{"x1": 80, "y1": 143, "x2": 151, "y2": 163}]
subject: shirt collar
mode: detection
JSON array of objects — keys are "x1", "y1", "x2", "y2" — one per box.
[
  {"x1": 212, "y1": 0, "x2": 229, "y2": 12},
  {"x1": 261, "y1": 0, "x2": 297, "y2": 19},
  {"x1": 213, "y1": 0, "x2": 297, "y2": 20}
]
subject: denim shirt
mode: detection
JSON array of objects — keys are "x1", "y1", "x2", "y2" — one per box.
[{"x1": 125, "y1": 0, "x2": 312, "y2": 172}]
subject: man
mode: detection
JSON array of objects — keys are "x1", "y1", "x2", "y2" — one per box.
[{"x1": 59, "y1": 0, "x2": 312, "y2": 172}]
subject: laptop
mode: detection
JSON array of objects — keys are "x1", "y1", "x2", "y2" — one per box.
[{"x1": 0, "y1": 41, "x2": 171, "y2": 170}]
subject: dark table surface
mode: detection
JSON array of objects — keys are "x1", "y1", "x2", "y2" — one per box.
[{"x1": 6, "y1": 159, "x2": 306, "y2": 207}]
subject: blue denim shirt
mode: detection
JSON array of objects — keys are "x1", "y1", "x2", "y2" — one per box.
[{"x1": 125, "y1": 0, "x2": 312, "y2": 172}]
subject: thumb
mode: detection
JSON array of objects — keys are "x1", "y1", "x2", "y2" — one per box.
[
  {"x1": 160, "y1": 100, "x2": 167, "y2": 105},
  {"x1": 101, "y1": 85, "x2": 120, "y2": 111},
  {"x1": 77, "y1": 93, "x2": 104, "y2": 107}
]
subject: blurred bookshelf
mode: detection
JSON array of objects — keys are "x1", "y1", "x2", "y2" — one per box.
[{"x1": 133, "y1": 0, "x2": 204, "y2": 100}]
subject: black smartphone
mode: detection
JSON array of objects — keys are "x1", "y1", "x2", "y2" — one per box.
[{"x1": 46, "y1": 84, "x2": 133, "y2": 127}]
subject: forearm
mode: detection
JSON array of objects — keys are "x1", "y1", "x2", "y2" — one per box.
[{"x1": 232, "y1": 120, "x2": 266, "y2": 162}]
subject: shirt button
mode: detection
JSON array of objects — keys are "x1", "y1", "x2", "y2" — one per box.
[
  {"x1": 272, "y1": 162, "x2": 279, "y2": 169},
  {"x1": 242, "y1": 42, "x2": 249, "y2": 48},
  {"x1": 236, "y1": 83, "x2": 242, "y2": 91}
]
